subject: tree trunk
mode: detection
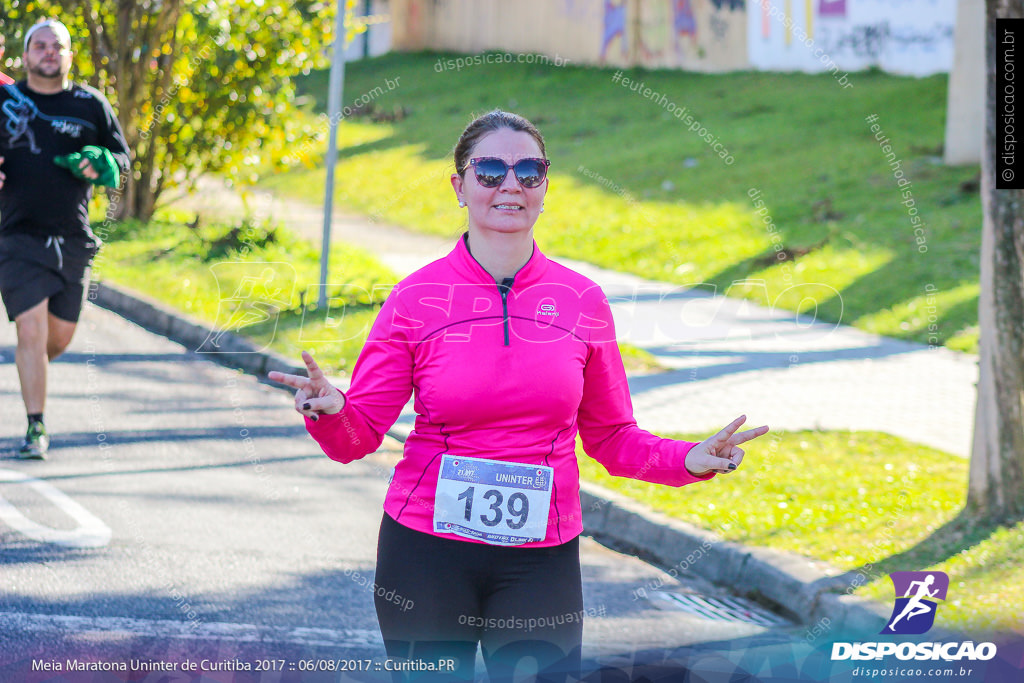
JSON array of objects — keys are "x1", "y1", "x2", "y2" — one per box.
[
  {"x1": 111, "y1": 171, "x2": 134, "y2": 222},
  {"x1": 969, "y1": 0, "x2": 1024, "y2": 519}
]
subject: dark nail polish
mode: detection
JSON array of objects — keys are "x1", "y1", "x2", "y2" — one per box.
[
  {"x1": 310, "y1": 415, "x2": 319, "y2": 422},
  {"x1": 728, "y1": 463, "x2": 737, "y2": 470},
  {"x1": 303, "y1": 402, "x2": 311, "y2": 410}
]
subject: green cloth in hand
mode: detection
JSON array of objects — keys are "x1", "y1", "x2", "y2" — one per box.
[{"x1": 53, "y1": 146, "x2": 120, "y2": 188}]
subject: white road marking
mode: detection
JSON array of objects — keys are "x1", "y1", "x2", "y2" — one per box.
[
  {"x1": 0, "y1": 469, "x2": 112, "y2": 548},
  {"x1": 0, "y1": 612, "x2": 382, "y2": 648}
]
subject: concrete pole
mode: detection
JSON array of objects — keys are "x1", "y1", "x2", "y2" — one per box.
[
  {"x1": 320, "y1": 1, "x2": 348, "y2": 308},
  {"x1": 945, "y1": 0, "x2": 985, "y2": 165}
]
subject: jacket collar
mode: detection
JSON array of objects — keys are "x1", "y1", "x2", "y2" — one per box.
[{"x1": 449, "y1": 231, "x2": 549, "y2": 288}]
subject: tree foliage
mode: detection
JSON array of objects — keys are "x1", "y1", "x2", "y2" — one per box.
[{"x1": 1, "y1": 0, "x2": 366, "y2": 220}]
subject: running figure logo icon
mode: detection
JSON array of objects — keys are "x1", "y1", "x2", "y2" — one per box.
[{"x1": 881, "y1": 571, "x2": 949, "y2": 635}]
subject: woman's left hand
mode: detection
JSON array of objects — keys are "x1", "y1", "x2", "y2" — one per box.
[{"x1": 685, "y1": 415, "x2": 769, "y2": 476}]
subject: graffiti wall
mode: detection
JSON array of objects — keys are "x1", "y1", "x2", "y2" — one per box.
[
  {"x1": 389, "y1": 0, "x2": 957, "y2": 76},
  {"x1": 747, "y1": 0, "x2": 956, "y2": 76},
  {"x1": 391, "y1": 0, "x2": 608, "y2": 65},
  {"x1": 390, "y1": 0, "x2": 746, "y2": 72},
  {"x1": 632, "y1": 0, "x2": 748, "y2": 71}
]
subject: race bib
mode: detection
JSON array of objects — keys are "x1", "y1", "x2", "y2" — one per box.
[{"x1": 433, "y1": 455, "x2": 553, "y2": 545}]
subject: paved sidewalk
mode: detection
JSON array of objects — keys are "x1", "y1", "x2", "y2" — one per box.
[{"x1": 170, "y1": 178, "x2": 978, "y2": 457}]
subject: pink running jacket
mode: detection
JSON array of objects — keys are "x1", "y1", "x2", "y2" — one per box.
[{"x1": 305, "y1": 235, "x2": 713, "y2": 547}]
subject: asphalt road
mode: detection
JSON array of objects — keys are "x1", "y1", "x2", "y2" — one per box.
[{"x1": 0, "y1": 303, "x2": 851, "y2": 682}]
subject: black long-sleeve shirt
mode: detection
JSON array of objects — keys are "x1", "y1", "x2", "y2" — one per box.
[{"x1": 0, "y1": 80, "x2": 130, "y2": 244}]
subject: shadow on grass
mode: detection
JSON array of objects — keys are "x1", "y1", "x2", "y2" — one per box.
[
  {"x1": 920, "y1": 295, "x2": 980, "y2": 347},
  {"x1": 704, "y1": 250, "x2": 980, "y2": 349},
  {"x1": 815, "y1": 509, "x2": 1016, "y2": 593}
]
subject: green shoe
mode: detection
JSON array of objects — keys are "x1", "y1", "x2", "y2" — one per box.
[{"x1": 17, "y1": 422, "x2": 49, "y2": 460}]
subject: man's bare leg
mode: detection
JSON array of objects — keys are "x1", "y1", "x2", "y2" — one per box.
[
  {"x1": 14, "y1": 300, "x2": 53, "y2": 458},
  {"x1": 15, "y1": 299, "x2": 49, "y2": 415},
  {"x1": 47, "y1": 312, "x2": 78, "y2": 360}
]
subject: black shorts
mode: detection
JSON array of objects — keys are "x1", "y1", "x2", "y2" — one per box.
[
  {"x1": 0, "y1": 232, "x2": 98, "y2": 323},
  {"x1": 374, "y1": 512, "x2": 583, "y2": 683}
]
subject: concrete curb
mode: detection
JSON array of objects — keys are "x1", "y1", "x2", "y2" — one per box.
[
  {"x1": 89, "y1": 280, "x2": 304, "y2": 378},
  {"x1": 91, "y1": 278, "x2": 891, "y2": 633}
]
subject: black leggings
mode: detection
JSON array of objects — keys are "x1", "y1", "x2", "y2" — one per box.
[{"x1": 374, "y1": 513, "x2": 583, "y2": 683}]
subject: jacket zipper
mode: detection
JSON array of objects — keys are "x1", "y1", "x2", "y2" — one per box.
[{"x1": 498, "y1": 277, "x2": 514, "y2": 346}]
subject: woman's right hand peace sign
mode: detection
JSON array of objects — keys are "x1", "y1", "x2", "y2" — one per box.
[
  {"x1": 684, "y1": 415, "x2": 769, "y2": 476},
  {"x1": 268, "y1": 351, "x2": 345, "y2": 421}
]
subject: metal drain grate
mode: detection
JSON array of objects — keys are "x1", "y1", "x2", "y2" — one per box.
[{"x1": 648, "y1": 591, "x2": 790, "y2": 626}]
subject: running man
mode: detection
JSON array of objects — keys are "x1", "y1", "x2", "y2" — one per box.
[{"x1": 0, "y1": 19, "x2": 130, "y2": 458}]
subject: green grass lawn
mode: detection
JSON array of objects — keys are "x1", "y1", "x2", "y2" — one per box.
[
  {"x1": 578, "y1": 430, "x2": 1023, "y2": 635},
  {"x1": 252, "y1": 51, "x2": 981, "y2": 353}
]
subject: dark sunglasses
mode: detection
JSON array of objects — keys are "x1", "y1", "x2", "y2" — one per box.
[{"x1": 468, "y1": 157, "x2": 550, "y2": 188}]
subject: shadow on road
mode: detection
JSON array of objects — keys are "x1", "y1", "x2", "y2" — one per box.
[
  {"x1": 627, "y1": 339, "x2": 923, "y2": 394},
  {"x1": 0, "y1": 426, "x2": 307, "y2": 455}
]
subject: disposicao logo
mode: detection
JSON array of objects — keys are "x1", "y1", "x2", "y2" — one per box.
[
  {"x1": 831, "y1": 570, "x2": 997, "y2": 663},
  {"x1": 882, "y1": 571, "x2": 949, "y2": 635}
]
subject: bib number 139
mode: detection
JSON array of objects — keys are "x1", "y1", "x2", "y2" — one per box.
[
  {"x1": 457, "y1": 486, "x2": 529, "y2": 529},
  {"x1": 433, "y1": 455, "x2": 553, "y2": 545}
]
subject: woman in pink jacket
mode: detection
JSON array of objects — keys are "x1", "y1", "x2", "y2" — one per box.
[{"x1": 271, "y1": 110, "x2": 768, "y2": 682}]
